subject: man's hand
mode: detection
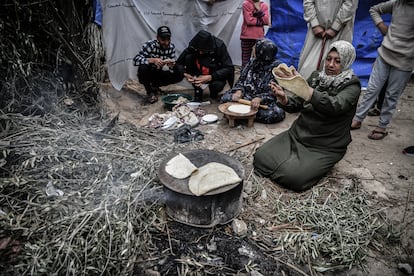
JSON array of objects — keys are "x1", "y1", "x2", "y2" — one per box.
[
  {"x1": 312, "y1": 25, "x2": 325, "y2": 38},
  {"x1": 193, "y1": 75, "x2": 212, "y2": 87},
  {"x1": 377, "y1": 22, "x2": 388, "y2": 36},
  {"x1": 232, "y1": 90, "x2": 243, "y2": 101},
  {"x1": 148, "y1": 57, "x2": 164, "y2": 68},
  {"x1": 184, "y1": 73, "x2": 195, "y2": 84},
  {"x1": 164, "y1": 58, "x2": 175, "y2": 68},
  {"x1": 324, "y1": 28, "x2": 338, "y2": 39}
]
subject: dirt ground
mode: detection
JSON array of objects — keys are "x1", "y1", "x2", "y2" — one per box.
[{"x1": 100, "y1": 73, "x2": 414, "y2": 275}]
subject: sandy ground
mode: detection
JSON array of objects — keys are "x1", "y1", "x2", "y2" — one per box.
[{"x1": 100, "y1": 74, "x2": 414, "y2": 275}]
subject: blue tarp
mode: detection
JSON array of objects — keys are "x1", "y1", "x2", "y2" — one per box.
[
  {"x1": 93, "y1": 0, "x2": 102, "y2": 26},
  {"x1": 266, "y1": 0, "x2": 391, "y2": 87}
]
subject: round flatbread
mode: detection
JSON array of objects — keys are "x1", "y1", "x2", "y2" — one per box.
[
  {"x1": 189, "y1": 162, "x2": 242, "y2": 196},
  {"x1": 165, "y1": 153, "x2": 198, "y2": 179},
  {"x1": 272, "y1": 64, "x2": 312, "y2": 101},
  {"x1": 228, "y1": 104, "x2": 251, "y2": 114}
]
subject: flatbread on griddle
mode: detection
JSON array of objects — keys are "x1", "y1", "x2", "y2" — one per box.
[
  {"x1": 188, "y1": 162, "x2": 242, "y2": 196},
  {"x1": 165, "y1": 153, "x2": 198, "y2": 179}
]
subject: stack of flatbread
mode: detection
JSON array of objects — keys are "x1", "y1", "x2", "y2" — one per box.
[
  {"x1": 164, "y1": 153, "x2": 242, "y2": 196},
  {"x1": 272, "y1": 63, "x2": 312, "y2": 101}
]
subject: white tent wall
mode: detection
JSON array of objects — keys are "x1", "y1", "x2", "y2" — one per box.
[{"x1": 101, "y1": 0, "x2": 270, "y2": 91}]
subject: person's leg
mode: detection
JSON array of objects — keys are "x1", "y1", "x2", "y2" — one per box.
[
  {"x1": 208, "y1": 80, "x2": 227, "y2": 99},
  {"x1": 377, "y1": 68, "x2": 411, "y2": 129},
  {"x1": 138, "y1": 64, "x2": 159, "y2": 103},
  {"x1": 368, "y1": 81, "x2": 387, "y2": 116},
  {"x1": 271, "y1": 146, "x2": 344, "y2": 192},
  {"x1": 152, "y1": 65, "x2": 184, "y2": 88},
  {"x1": 255, "y1": 104, "x2": 285, "y2": 124},
  {"x1": 138, "y1": 64, "x2": 154, "y2": 94},
  {"x1": 367, "y1": 68, "x2": 411, "y2": 140},
  {"x1": 352, "y1": 56, "x2": 390, "y2": 127},
  {"x1": 253, "y1": 131, "x2": 291, "y2": 177},
  {"x1": 376, "y1": 80, "x2": 387, "y2": 110},
  {"x1": 241, "y1": 39, "x2": 256, "y2": 68}
]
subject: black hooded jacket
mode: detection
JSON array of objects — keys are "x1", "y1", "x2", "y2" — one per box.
[{"x1": 177, "y1": 30, "x2": 234, "y2": 86}]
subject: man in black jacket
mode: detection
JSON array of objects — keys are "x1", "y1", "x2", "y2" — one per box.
[{"x1": 177, "y1": 30, "x2": 234, "y2": 102}]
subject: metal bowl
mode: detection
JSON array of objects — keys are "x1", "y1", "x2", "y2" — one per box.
[{"x1": 161, "y1": 93, "x2": 193, "y2": 111}]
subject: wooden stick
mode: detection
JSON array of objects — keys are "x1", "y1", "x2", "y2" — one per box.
[
  {"x1": 316, "y1": 36, "x2": 327, "y2": 70},
  {"x1": 238, "y1": 99, "x2": 268, "y2": 110},
  {"x1": 227, "y1": 136, "x2": 265, "y2": 152}
]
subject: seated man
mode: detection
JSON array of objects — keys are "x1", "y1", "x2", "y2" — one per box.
[
  {"x1": 220, "y1": 39, "x2": 285, "y2": 124},
  {"x1": 176, "y1": 30, "x2": 234, "y2": 102},
  {"x1": 133, "y1": 26, "x2": 184, "y2": 104},
  {"x1": 254, "y1": 40, "x2": 361, "y2": 192}
]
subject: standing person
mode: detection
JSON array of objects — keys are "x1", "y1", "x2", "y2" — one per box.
[
  {"x1": 133, "y1": 26, "x2": 184, "y2": 104},
  {"x1": 177, "y1": 30, "x2": 234, "y2": 102},
  {"x1": 221, "y1": 39, "x2": 285, "y2": 124},
  {"x1": 351, "y1": 0, "x2": 414, "y2": 140},
  {"x1": 254, "y1": 41, "x2": 361, "y2": 192},
  {"x1": 298, "y1": 0, "x2": 358, "y2": 80},
  {"x1": 240, "y1": 0, "x2": 270, "y2": 68}
]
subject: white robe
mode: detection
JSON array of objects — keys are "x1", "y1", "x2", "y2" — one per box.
[{"x1": 298, "y1": 0, "x2": 358, "y2": 79}]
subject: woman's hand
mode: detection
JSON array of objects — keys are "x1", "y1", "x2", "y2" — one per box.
[
  {"x1": 251, "y1": 97, "x2": 261, "y2": 110},
  {"x1": 269, "y1": 81, "x2": 288, "y2": 105},
  {"x1": 232, "y1": 90, "x2": 243, "y2": 101}
]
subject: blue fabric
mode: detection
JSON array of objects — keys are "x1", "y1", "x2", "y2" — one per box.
[
  {"x1": 93, "y1": 0, "x2": 102, "y2": 26},
  {"x1": 266, "y1": 0, "x2": 391, "y2": 87}
]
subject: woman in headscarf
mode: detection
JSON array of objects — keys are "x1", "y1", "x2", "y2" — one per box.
[
  {"x1": 220, "y1": 39, "x2": 285, "y2": 124},
  {"x1": 253, "y1": 40, "x2": 361, "y2": 191}
]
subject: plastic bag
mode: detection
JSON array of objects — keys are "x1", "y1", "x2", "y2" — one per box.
[{"x1": 173, "y1": 124, "x2": 204, "y2": 143}]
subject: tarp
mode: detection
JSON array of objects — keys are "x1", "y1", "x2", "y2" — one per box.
[
  {"x1": 93, "y1": 0, "x2": 102, "y2": 26},
  {"x1": 266, "y1": 0, "x2": 391, "y2": 87},
  {"x1": 101, "y1": 0, "x2": 250, "y2": 90},
  {"x1": 100, "y1": 0, "x2": 390, "y2": 90}
]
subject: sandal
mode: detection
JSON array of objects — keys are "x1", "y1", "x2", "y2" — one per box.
[
  {"x1": 368, "y1": 129, "x2": 388, "y2": 140},
  {"x1": 403, "y1": 146, "x2": 414, "y2": 157},
  {"x1": 146, "y1": 94, "x2": 158, "y2": 104}
]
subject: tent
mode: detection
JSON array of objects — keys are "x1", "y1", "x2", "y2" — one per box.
[{"x1": 100, "y1": 0, "x2": 390, "y2": 90}]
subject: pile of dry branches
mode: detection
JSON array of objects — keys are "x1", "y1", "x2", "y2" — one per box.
[
  {"x1": 0, "y1": 110, "x2": 198, "y2": 275},
  {"x1": 0, "y1": 0, "x2": 105, "y2": 115},
  {"x1": 243, "y1": 174, "x2": 400, "y2": 275}
]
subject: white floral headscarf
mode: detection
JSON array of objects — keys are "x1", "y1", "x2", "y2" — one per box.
[{"x1": 318, "y1": 40, "x2": 356, "y2": 88}]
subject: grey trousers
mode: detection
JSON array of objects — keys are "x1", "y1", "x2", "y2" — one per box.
[{"x1": 353, "y1": 55, "x2": 412, "y2": 128}]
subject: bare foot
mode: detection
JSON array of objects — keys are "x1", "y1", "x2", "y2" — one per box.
[{"x1": 351, "y1": 120, "x2": 361, "y2": 130}]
